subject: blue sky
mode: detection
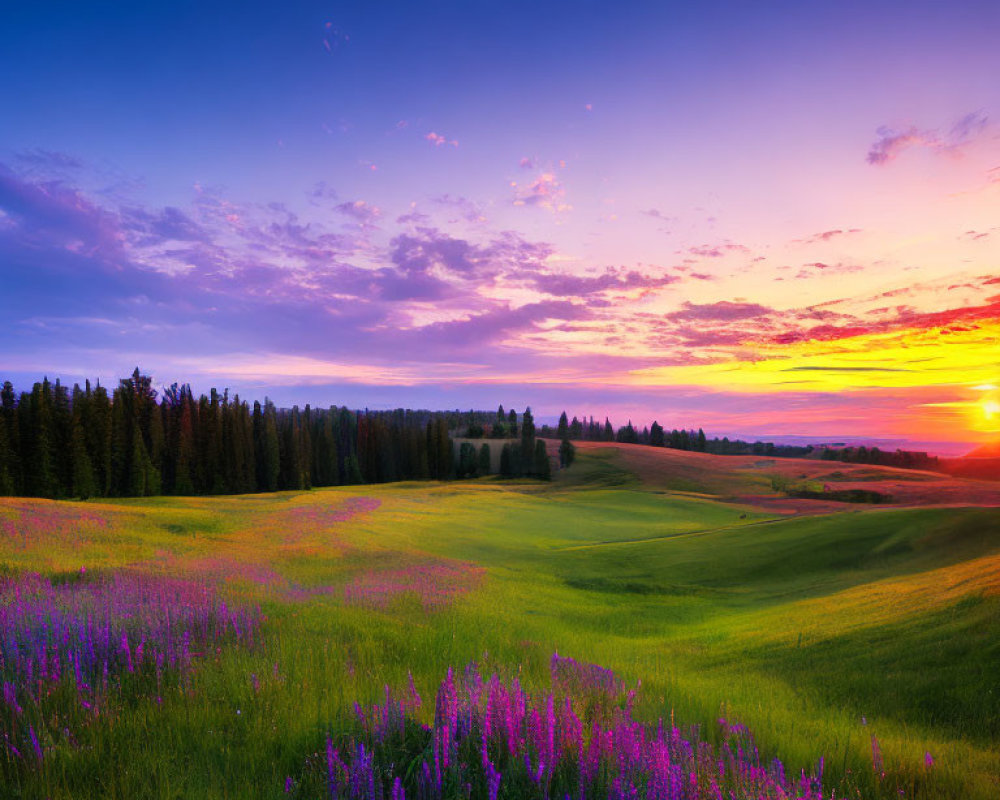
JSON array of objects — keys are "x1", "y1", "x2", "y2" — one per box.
[{"x1": 2, "y1": 1, "x2": 999, "y2": 449}]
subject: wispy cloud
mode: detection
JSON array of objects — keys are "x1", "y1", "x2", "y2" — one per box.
[
  {"x1": 511, "y1": 172, "x2": 570, "y2": 212},
  {"x1": 425, "y1": 131, "x2": 459, "y2": 147},
  {"x1": 866, "y1": 111, "x2": 990, "y2": 165}
]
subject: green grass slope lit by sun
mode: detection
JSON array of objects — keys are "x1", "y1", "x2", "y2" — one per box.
[{"x1": 0, "y1": 443, "x2": 997, "y2": 799}]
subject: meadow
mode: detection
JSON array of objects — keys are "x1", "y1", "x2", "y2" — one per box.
[{"x1": 0, "y1": 443, "x2": 997, "y2": 799}]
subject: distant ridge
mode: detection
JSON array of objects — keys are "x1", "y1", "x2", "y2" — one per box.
[{"x1": 965, "y1": 441, "x2": 1000, "y2": 458}]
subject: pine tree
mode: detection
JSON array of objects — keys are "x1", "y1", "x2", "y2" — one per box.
[
  {"x1": 88, "y1": 382, "x2": 112, "y2": 495},
  {"x1": 52, "y1": 379, "x2": 73, "y2": 496},
  {"x1": 343, "y1": 453, "x2": 363, "y2": 484},
  {"x1": 458, "y1": 442, "x2": 478, "y2": 478},
  {"x1": 70, "y1": 421, "x2": 98, "y2": 498},
  {"x1": 650, "y1": 421, "x2": 665, "y2": 447},
  {"x1": 499, "y1": 443, "x2": 513, "y2": 477},
  {"x1": 0, "y1": 382, "x2": 22, "y2": 495},
  {"x1": 603, "y1": 418, "x2": 614, "y2": 441},
  {"x1": 478, "y1": 443, "x2": 491, "y2": 475},
  {"x1": 559, "y1": 438, "x2": 576, "y2": 468},
  {"x1": 533, "y1": 439, "x2": 551, "y2": 480},
  {"x1": 0, "y1": 414, "x2": 13, "y2": 495},
  {"x1": 520, "y1": 407, "x2": 536, "y2": 474},
  {"x1": 25, "y1": 381, "x2": 58, "y2": 497},
  {"x1": 557, "y1": 411, "x2": 569, "y2": 440}
]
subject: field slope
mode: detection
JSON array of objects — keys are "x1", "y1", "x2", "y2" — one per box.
[{"x1": 0, "y1": 443, "x2": 997, "y2": 799}]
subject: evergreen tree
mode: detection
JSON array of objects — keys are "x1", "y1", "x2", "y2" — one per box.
[
  {"x1": 457, "y1": 442, "x2": 478, "y2": 478},
  {"x1": 25, "y1": 380, "x2": 58, "y2": 497},
  {"x1": 616, "y1": 421, "x2": 638, "y2": 444},
  {"x1": 649, "y1": 421, "x2": 665, "y2": 447},
  {"x1": 343, "y1": 453, "x2": 364, "y2": 484},
  {"x1": 0, "y1": 382, "x2": 22, "y2": 495},
  {"x1": 697, "y1": 428, "x2": 707, "y2": 451},
  {"x1": 173, "y1": 389, "x2": 197, "y2": 495},
  {"x1": 603, "y1": 418, "x2": 614, "y2": 441},
  {"x1": 534, "y1": 439, "x2": 551, "y2": 480},
  {"x1": 507, "y1": 408, "x2": 518, "y2": 437},
  {"x1": 52, "y1": 379, "x2": 73, "y2": 496},
  {"x1": 88, "y1": 382, "x2": 113, "y2": 495},
  {"x1": 478, "y1": 443, "x2": 491, "y2": 475},
  {"x1": 557, "y1": 411, "x2": 569, "y2": 440},
  {"x1": 559, "y1": 438, "x2": 576, "y2": 468},
  {"x1": 499, "y1": 443, "x2": 513, "y2": 477},
  {"x1": 520, "y1": 407, "x2": 536, "y2": 474},
  {"x1": 0, "y1": 414, "x2": 13, "y2": 495},
  {"x1": 70, "y1": 421, "x2": 98, "y2": 498},
  {"x1": 258, "y1": 401, "x2": 281, "y2": 491}
]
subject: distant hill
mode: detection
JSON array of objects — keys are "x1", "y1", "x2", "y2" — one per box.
[
  {"x1": 566, "y1": 441, "x2": 1000, "y2": 505},
  {"x1": 966, "y1": 441, "x2": 1000, "y2": 458},
  {"x1": 940, "y1": 442, "x2": 1000, "y2": 481}
]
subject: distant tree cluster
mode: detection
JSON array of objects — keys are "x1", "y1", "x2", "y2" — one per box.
[
  {"x1": 495, "y1": 407, "x2": 552, "y2": 480},
  {"x1": 819, "y1": 446, "x2": 939, "y2": 471},
  {"x1": 537, "y1": 413, "x2": 818, "y2": 459},
  {"x1": 0, "y1": 370, "x2": 475, "y2": 499}
]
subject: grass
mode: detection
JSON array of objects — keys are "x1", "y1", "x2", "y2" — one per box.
[{"x1": 0, "y1": 446, "x2": 998, "y2": 799}]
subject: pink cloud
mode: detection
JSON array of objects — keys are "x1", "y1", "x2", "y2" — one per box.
[
  {"x1": 511, "y1": 172, "x2": 570, "y2": 212},
  {"x1": 668, "y1": 301, "x2": 773, "y2": 322},
  {"x1": 687, "y1": 243, "x2": 749, "y2": 258},
  {"x1": 527, "y1": 267, "x2": 678, "y2": 298},
  {"x1": 866, "y1": 111, "x2": 990, "y2": 165},
  {"x1": 425, "y1": 132, "x2": 458, "y2": 147}
]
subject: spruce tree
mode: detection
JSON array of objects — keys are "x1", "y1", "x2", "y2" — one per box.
[
  {"x1": 70, "y1": 421, "x2": 98, "y2": 499},
  {"x1": 88, "y1": 382, "x2": 112, "y2": 495},
  {"x1": 559, "y1": 438, "x2": 576, "y2": 468},
  {"x1": 520, "y1": 407, "x2": 536, "y2": 474},
  {"x1": 458, "y1": 442, "x2": 478, "y2": 478},
  {"x1": 0, "y1": 415, "x2": 13, "y2": 495},
  {"x1": 557, "y1": 411, "x2": 569, "y2": 440},
  {"x1": 258, "y1": 401, "x2": 280, "y2": 491},
  {"x1": 499, "y1": 443, "x2": 512, "y2": 477},
  {"x1": 533, "y1": 439, "x2": 551, "y2": 480},
  {"x1": 26, "y1": 381, "x2": 58, "y2": 497},
  {"x1": 0, "y1": 382, "x2": 22, "y2": 495},
  {"x1": 478, "y1": 443, "x2": 491, "y2": 475}
]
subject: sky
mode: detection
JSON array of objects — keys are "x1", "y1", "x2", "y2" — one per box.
[{"x1": 1, "y1": 0, "x2": 999, "y2": 453}]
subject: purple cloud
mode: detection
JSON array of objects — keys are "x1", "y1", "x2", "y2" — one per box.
[
  {"x1": 511, "y1": 172, "x2": 569, "y2": 211},
  {"x1": 866, "y1": 111, "x2": 990, "y2": 165},
  {"x1": 668, "y1": 301, "x2": 773, "y2": 322},
  {"x1": 528, "y1": 267, "x2": 678, "y2": 297},
  {"x1": 687, "y1": 243, "x2": 749, "y2": 258}
]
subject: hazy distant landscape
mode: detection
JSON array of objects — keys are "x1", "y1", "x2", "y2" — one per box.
[
  {"x1": 2, "y1": 437, "x2": 998, "y2": 798},
  {"x1": 3, "y1": 1, "x2": 1000, "y2": 798}
]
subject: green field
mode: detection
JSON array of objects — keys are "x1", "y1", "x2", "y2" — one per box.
[{"x1": 1, "y1": 445, "x2": 998, "y2": 799}]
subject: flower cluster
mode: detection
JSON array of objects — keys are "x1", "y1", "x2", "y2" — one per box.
[{"x1": 307, "y1": 656, "x2": 829, "y2": 799}]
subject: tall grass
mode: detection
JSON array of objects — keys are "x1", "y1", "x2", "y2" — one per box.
[{"x1": 0, "y1": 459, "x2": 996, "y2": 798}]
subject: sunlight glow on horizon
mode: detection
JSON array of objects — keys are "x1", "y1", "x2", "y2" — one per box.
[{"x1": 2, "y1": 1, "x2": 999, "y2": 446}]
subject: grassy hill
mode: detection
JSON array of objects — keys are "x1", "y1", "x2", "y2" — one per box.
[{"x1": 0, "y1": 443, "x2": 997, "y2": 798}]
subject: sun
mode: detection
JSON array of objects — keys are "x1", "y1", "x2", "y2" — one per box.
[{"x1": 983, "y1": 400, "x2": 1000, "y2": 421}]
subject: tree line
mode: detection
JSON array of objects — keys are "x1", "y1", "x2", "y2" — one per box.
[
  {"x1": 481, "y1": 412, "x2": 816, "y2": 459},
  {"x1": 0, "y1": 370, "x2": 555, "y2": 499}
]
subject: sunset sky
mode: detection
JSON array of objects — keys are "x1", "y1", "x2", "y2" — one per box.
[{"x1": 2, "y1": 1, "x2": 998, "y2": 452}]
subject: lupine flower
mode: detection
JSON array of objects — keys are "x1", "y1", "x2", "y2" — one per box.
[{"x1": 310, "y1": 655, "x2": 830, "y2": 800}]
